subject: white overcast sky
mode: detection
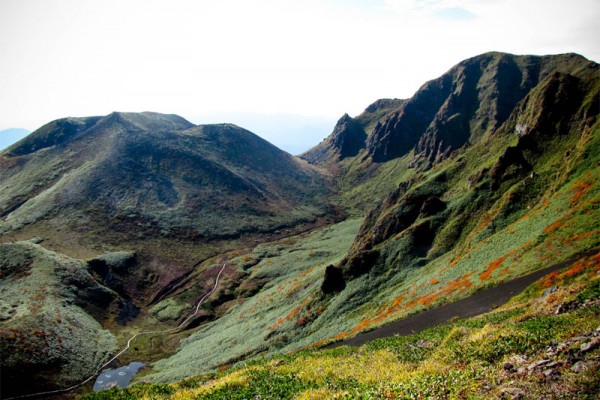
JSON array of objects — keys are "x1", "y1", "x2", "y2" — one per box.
[{"x1": 1, "y1": 0, "x2": 598, "y2": 149}]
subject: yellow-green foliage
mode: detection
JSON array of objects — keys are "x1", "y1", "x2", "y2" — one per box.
[
  {"x1": 140, "y1": 135, "x2": 599, "y2": 385},
  {"x1": 81, "y1": 254, "x2": 600, "y2": 399},
  {"x1": 141, "y1": 219, "x2": 363, "y2": 384}
]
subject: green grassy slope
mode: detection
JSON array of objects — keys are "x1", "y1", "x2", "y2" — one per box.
[
  {"x1": 80, "y1": 250, "x2": 600, "y2": 399},
  {"x1": 131, "y1": 52, "x2": 599, "y2": 388},
  {"x1": 130, "y1": 116, "x2": 597, "y2": 385},
  {"x1": 0, "y1": 112, "x2": 335, "y2": 303},
  {"x1": 2, "y1": 52, "x2": 598, "y2": 399},
  {"x1": 141, "y1": 218, "x2": 363, "y2": 383},
  {"x1": 0, "y1": 241, "x2": 119, "y2": 398},
  {"x1": 0, "y1": 112, "x2": 331, "y2": 241},
  {"x1": 308, "y1": 52, "x2": 598, "y2": 215}
]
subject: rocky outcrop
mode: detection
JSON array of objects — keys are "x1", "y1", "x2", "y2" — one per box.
[
  {"x1": 329, "y1": 114, "x2": 367, "y2": 159},
  {"x1": 301, "y1": 99, "x2": 404, "y2": 164},
  {"x1": 302, "y1": 114, "x2": 367, "y2": 163},
  {"x1": 366, "y1": 52, "x2": 596, "y2": 166},
  {"x1": 321, "y1": 265, "x2": 346, "y2": 294}
]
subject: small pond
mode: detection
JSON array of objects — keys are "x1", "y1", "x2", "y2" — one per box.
[{"x1": 93, "y1": 362, "x2": 145, "y2": 391}]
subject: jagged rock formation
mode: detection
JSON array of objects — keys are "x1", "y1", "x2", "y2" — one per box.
[
  {"x1": 365, "y1": 52, "x2": 596, "y2": 166},
  {"x1": 337, "y1": 52, "x2": 598, "y2": 282},
  {"x1": 301, "y1": 99, "x2": 404, "y2": 164}
]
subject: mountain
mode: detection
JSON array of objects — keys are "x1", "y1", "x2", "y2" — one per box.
[
  {"x1": 1, "y1": 52, "x2": 599, "y2": 399},
  {"x1": 0, "y1": 128, "x2": 30, "y2": 151},
  {"x1": 304, "y1": 52, "x2": 595, "y2": 166},
  {"x1": 0, "y1": 112, "x2": 335, "y2": 298},
  {"x1": 0, "y1": 112, "x2": 334, "y2": 397},
  {"x1": 301, "y1": 98, "x2": 404, "y2": 163},
  {"x1": 141, "y1": 52, "x2": 598, "y2": 386},
  {"x1": 1, "y1": 112, "x2": 330, "y2": 240},
  {"x1": 193, "y1": 112, "x2": 337, "y2": 155}
]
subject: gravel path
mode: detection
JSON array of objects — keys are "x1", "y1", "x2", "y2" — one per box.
[{"x1": 328, "y1": 250, "x2": 597, "y2": 348}]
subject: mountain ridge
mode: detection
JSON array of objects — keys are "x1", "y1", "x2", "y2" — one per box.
[
  {"x1": 0, "y1": 51, "x2": 598, "y2": 399},
  {"x1": 303, "y1": 51, "x2": 596, "y2": 168}
]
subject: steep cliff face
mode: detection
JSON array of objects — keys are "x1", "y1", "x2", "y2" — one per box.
[
  {"x1": 301, "y1": 99, "x2": 404, "y2": 164},
  {"x1": 341, "y1": 57, "x2": 599, "y2": 282},
  {"x1": 301, "y1": 114, "x2": 367, "y2": 163},
  {"x1": 365, "y1": 52, "x2": 595, "y2": 166}
]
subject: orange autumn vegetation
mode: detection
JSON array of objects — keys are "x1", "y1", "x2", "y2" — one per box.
[
  {"x1": 566, "y1": 230, "x2": 597, "y2": 243},
  {"x1": 570, "y1": 174, "x2": 593, "y2": 205},
  {"x1": 440, "y1": 272, "x2": 474, "y2": 296},
  {"x1": 268, "y1": 295, "x2": 313, "y2": 332},
  {"x1": 540, "y1": 253, "x2": 600, "y2": 288},
  {"x1": 563, "y1": 253, "x2": 600, "y2": 277},
  {"x1": 479, "y1": 256, "x2": 507, "y2": 281},
  {"x1": 543, "y1": 218, "x2": 570, "y2": 235},
  {"x1": 345, "y1": 271, "x2": 477, "y2": 337},
  {"x1": 430, "y1": 278, "x2": 439, "y2": 285},
  {"x1": 540, "y1": 271, "x2": 561, "y2": 288}
]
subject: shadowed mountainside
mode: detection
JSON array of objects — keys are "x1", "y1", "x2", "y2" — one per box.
[
  {"x1": 1, "y1": 112, "x2": 331, "y2": 241},
  {"x1": 303, "y1": 52, "x2": 596, "y2": 168},
  {"x1": 137, "y1": 52, "x2": 598, "y2": 387}
]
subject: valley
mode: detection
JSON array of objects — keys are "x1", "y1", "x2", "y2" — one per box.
[{"x1": 0, "y1": 51, "x2": 598, "y2": 399}]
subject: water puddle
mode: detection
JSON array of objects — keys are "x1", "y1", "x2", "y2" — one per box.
[{"x1": 93, "y1": 362, "x2": 145, "y2": 391}]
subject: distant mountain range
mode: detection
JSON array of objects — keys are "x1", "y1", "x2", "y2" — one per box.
[
  {"x1": 0, "y1": 128, "x2": 30, "y2": 151},
  {"x1": 1, "y1": 52, "x2": 598, "y2": 398}
]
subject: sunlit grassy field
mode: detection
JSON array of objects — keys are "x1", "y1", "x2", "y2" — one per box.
[{"x1": 81, "y1": 251, "x2": 599, "y2": 399}]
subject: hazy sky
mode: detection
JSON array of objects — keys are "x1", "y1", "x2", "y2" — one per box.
[{"x1": 1, "y1": 0, "x2": 598, "y2": 150}]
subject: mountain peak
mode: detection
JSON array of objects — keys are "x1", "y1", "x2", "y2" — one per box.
[
  {"x1": 0, "y1": 112, "x2": 332, "y2": 246},
  {"x1": 365, "y1": 51, "x2": 598, "y2": 164}
]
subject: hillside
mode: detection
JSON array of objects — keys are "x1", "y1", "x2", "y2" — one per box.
[
  {"x1": 81, "y1": 252, "x2": 600, "y2": 399},
  {"x1": 0, "y1": 240, "x2": 121, "y2": 398},
  {"x1": 0, "y1": 52, "x2": 598, "y2": 399},
  {"x1": 1, "y1": 112, "x2": 331, "y2": 241},
  {"x1": 303, "y1": 52, "x2": 598, "y2": 212},
  {"x1": 0, "y1": 112, "x2": 334, "y2": 298},
  {"x1": 137, "y1": 52, "x2": 599, "y2": 387}
]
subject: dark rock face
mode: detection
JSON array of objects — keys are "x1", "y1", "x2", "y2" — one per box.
[
  {"x1": 321, "y1": 265, "x2": 346, "y2": 294},
  {"x1": 367, "y1": 73, "x2": 454, "y2": 163},
  {"x1": 301, "y1": 114, "x2": 367, "y2": 163},
  {"x1": 87, "y1": 251, "x2": 138, "y2": 300},
  {"x1": 489, "y1": 146, "x2": 531, "y2": 190},
  {"x1": 328, "y1": 114, "x2": 367, "y2": 160},
  {"x1": 301, "y1": 98, "x2": 404, "y2": 164},
  {"x1": 343, "y1": 249, "x2": 380, "y2": 279},
  {"x1": 419, "y1": 196, "x2": 446, "y2": 217},
  {"x1": 366, "y1": 52, "x2": 596, "y2": 165}
]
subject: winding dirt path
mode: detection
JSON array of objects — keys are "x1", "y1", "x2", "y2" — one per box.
[
  {"x1": 327, "y1": 250, "x2": 597, "y2": 349},
  {"x1": 5, "y1": 262, "x2": 228, "y2": 400}
]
